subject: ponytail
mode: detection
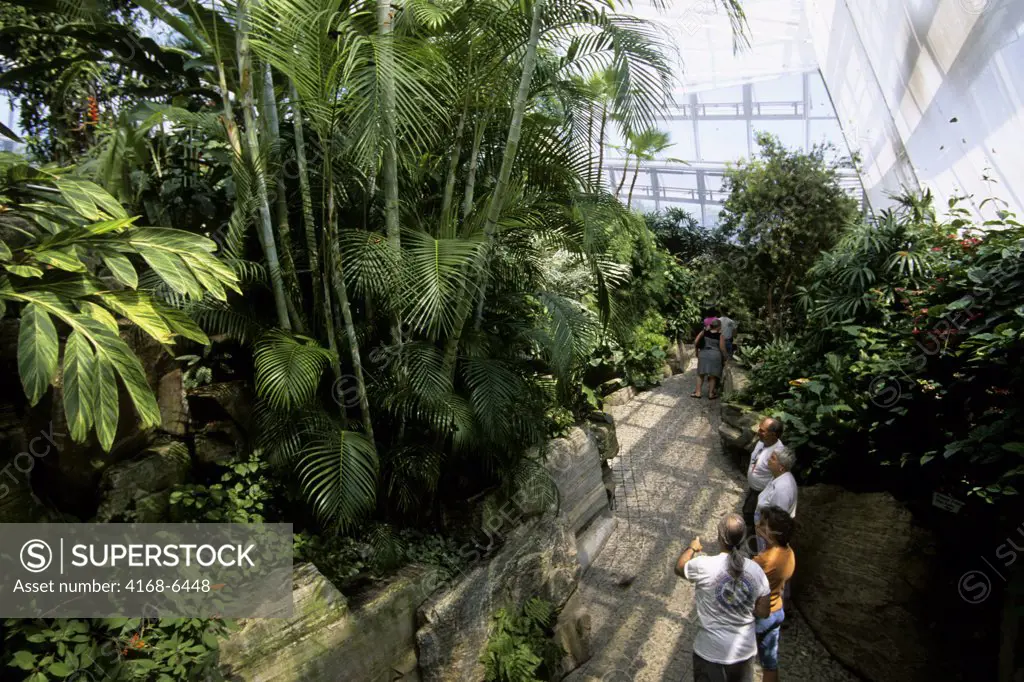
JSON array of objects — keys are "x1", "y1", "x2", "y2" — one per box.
[{"x1": 717, "y1": 514, "x2": 749, "y2": 581}]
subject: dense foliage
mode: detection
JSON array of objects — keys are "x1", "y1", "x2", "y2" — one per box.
[
  {"x1": 0, "y1": 0, "x2": 738, "y2": 677},
  {"x1": 738, "y1": 192, "x2": 1024, "y2": 513},
  {"x1": 718, "y1": 132, "x2": 860, "y2": 336}
]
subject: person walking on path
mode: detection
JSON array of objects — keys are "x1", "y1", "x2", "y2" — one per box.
[
  {"x1": 755, "y1": 445, "x2": 798, "y2": 553},
  {"x1": 752, "y1": 506, "x2": 796, "y2": 682},
  {"x1": 676, "y1": 513, "x2": 771, "y2": 682},
  {"x1": 718, "y1": 310, "x2": 737, "y2": 358},
  {"x1": 692, "y1": 319, "x2": 727, "y2": 400},
  {"x1": 743, "y1": 419, "x2": 786, "y2": 536}
]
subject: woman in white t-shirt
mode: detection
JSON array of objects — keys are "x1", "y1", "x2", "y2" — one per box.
[{"x1": 676, "y1": 513, "x2": 771, "y2": 682}]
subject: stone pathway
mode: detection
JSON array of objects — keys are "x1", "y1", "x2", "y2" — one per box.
[{"x1": 564, "y1": 361, "x2": 861, "y2": 682}]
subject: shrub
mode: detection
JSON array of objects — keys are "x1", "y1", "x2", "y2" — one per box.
[
  {"x1": 2, "y1": 617, "x2": 233, "y2": 681},
  {"x1": 168, "y1": 453, "x2": 275, "y2": 524}
]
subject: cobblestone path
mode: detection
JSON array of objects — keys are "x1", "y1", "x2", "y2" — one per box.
[{"x1": 564, "y1": 361, "x2": 860, "y2": 682}]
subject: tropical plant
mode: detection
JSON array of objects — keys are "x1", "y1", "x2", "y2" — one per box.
[
  {"x1": 2, "y1": 616, "x2": 233, "y2": 681},
  {"x1": 481, "y1": 597, "x2": 562, "y2": 682},
  {"x1": 0, "y1": 154, "x2": 239, "y2": 449}
]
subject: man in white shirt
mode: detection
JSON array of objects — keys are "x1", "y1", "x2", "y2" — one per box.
[
  {"x1": 676, "y1": 513, "x2": 771, "y2": 682},
  {"x1": 755, "y1": 446, "x2": 798, "y2": 556},
  {"x1": 743, "y1": 418, "x2": 785, "y2": 536}
]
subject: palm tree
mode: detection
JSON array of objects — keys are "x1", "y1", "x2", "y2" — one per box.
[{"x1": 624, "y1": 127, "x2": 673, "y2": 208}]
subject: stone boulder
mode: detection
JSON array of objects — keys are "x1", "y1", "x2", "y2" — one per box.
[
  {"x1": 157, "y1": 368, "x2": 189, "y2": 436},
  {"x1": 718, "y1": 403, "x2": 760, "y2": 471},
  {"x1": 194, "y1": 421, "x2": 244, "y2": 466},
  {"x1": 792, "y1": 485, "x2": 949, "y2": 682},
  {"x1": 603, "y1": 386, "x2": 635, "y2": 407},
  {"x1": 552, "y1": 590, "x2": 593, "y2": 678},
  {"x1": 416, "y1": 516, "x2": 580, "y2": 682},
  {"x1": 219, "y1": 563, "x2": 432, "y2": 682},
  {"x1": 585, "y1": 413, "x2": 619, "y2": 461},
  {"x1": 187, "y1": 380, "x2": 254, "y2": 432},
  {"x1": 95, "y1": 440, "x2": 191, "y2": 521},
  {"x1": 666, "y1": 339, "x2": 690, "y2": 374}
]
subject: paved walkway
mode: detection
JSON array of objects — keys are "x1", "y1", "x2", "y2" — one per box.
[{"x1": 565, "y1": 361, "x2": 860, "y2": 682}]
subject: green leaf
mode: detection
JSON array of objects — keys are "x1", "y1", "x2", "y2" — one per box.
[
  {"x1": 1002, "y1": 443, "x2": 1024, "y2": 454},
  {"x1": 159, "y1": 306, "x2": 210, "y2": 345},
  {"x1": 76, "y1": 316, "x2": 160, "y2": 433},
  {"x1": 60, "y1": 178, "x2": 127, "y2": 219},
  {"x1": 86, "y1": 216, "x2": 136, "y2": 235},
  {"x1": 140, "y1": 250, "x2": 202, "y2": 298},
  {"x1": 33, "y1": 249, "x2": 86, "y2": 272},
  {"x1": 93, "y1": 354, "x2": 119, "y2": 452},
  {"x1": 19, "y1": 303, "x2": 59, "y2": 406},
  {"x1": 102, "y1": 252, "x2": 138, "y2": 288},
  {"x1": 63, "y1": 331, "x2": 97, "y2": 442},
  {"x1": 5, "y1": 263, "x2": 44, "y2": 278},
  {"x1": 12, "y1": 650, "x2": 37, "y2": 670},
  {"x1": 77, "y1": 301, "x2": 119, "y2": 332},
  {"x1": 100, "y1": 291, "x2": 175, "y2": 344},
  {"x1": 47, "y1": 660, "x2": 73, "y2": 677},
  {"x1": 0, "y1": 239, "x2": 11, "y2": 261},
  {"x1": 57, "y1": 179, "x2": 100, "y2": 220}
]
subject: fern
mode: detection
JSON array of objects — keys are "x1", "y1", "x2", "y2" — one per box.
[{"x1": 481, "y1": 598, "x2": 563, "y2": 682}]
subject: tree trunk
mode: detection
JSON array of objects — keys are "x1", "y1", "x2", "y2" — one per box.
[
  {"x1": 627, "y1": 156, "x2": 641, "y2": 208},
  {"x1": 596, "y1": 104, "x2": 608, "y2": 189},
  {"x1": 236, "y1": 0, "x2": 291, "y2": 330},
  {"x1": 328, "y1": 184, "x2": 375, "y2": 441},
  {"x1": 471, "y1": 0, "x2": 546, "y2": 331},
  {"x1": 377, "y1": 0, "x2": 403, "y2": 351},
  {"x1": 461, "y1": 102, "x2": 493, "y2": 225},
  {"x1": 615, "y1": 153, "x2": 630, "y2": 197},
  {"x1": 291, "y1": 82, "x2": 336, "y2": 366},
  {"x1": 261, "y1": 62, "x2": 305, "y2": 332},
  {"x1": 441, "y1": 95, "x2": 469, "y2": 224}
]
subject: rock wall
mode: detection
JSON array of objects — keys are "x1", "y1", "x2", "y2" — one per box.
[
  {"x1": 218, "y1": 563, "x2": 431, "y2": 682},
  {"x1": 215, "y1": 416, "x2": 620, "y2": 682},
  {"x1": 416, "y1": 516, "x2": 580, "y2": 682},
  {"x1": 793, "y1": 485, "x2": 950, "y2": 682}
]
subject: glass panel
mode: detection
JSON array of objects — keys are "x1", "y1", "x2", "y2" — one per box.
[
  {"x1": 698, "y1": 120, "x2": 749, "y2": 160},
  {"x1": 753, "y1": 120, "x2": 805, "y2": 151},
  {"x1": 808, "y1": 73, "x2": 835, "y2": 116},
  {"x1": 753, "y1": 73, "x2": 803, "y2": 103}
]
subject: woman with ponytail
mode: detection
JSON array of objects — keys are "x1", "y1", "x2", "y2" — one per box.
[{"x1": 676, "y1": 513, "x2": 771, "y2": 682}]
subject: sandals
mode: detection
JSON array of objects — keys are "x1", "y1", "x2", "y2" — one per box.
[
  {"x1": 709, "y1": 393, "x2": 719, "y2": 400},
  {"x1": 690, "y1": 393, "x2": 702, "y2": 399}
]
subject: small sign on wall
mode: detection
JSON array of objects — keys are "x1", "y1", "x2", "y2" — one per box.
[{"x1": 932, "y1": 492, "x2": 964, "y2": 514}]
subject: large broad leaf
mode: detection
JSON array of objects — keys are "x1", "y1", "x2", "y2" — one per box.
[
  {"x1": 140, "y1": 250, "x2": 203, "y2": 298},
  {"x1": 58, "y1": 178, "x2": 128, "y2": 220},
  {"x1": 76, "y1": 316, "x2": 161, "y2": 436},
  {"x1": 63, "y1": 331, "x2": 97, "y2": 442},
  {"x1": 18, "y1": 303, "x2": 59, "y2": 405},
  {"x1": 57, "y1": 179, "x2": 101, "y2": 221},
  {"x1": 0, "y1": 240, "x2": 12, "y2": 261},
  {"x1": 100, "y1": 291, "x2": 176, "y2": 344},
  {"x1": 93, "y1": 354, "x2": 120, "y2": 451},
  {"x1": 32, "y1": 248, "x2": 86, "y2": 272},
  {"x1": 77, "y1": 301, "x2": 119, "y2": 332},
  {"x1": 102, "y1": 252, "x2": 138, "y2": 288}
]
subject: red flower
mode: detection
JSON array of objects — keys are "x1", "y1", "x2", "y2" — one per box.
[{"x1": 931, "y1": 247, "x2": 944, "y2": 252}]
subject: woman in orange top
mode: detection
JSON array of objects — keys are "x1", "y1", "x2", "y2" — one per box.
[{"x1": 753, "y1": 505, "x2": 796, "y2": 682}]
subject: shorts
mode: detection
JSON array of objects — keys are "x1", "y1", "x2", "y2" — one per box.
[
  {"x1": 756, "y1": 607, "x2": 785, "y2": 671},
  {"x1": 692, "y1": 653, "x2": 753, "y2": 682}
]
